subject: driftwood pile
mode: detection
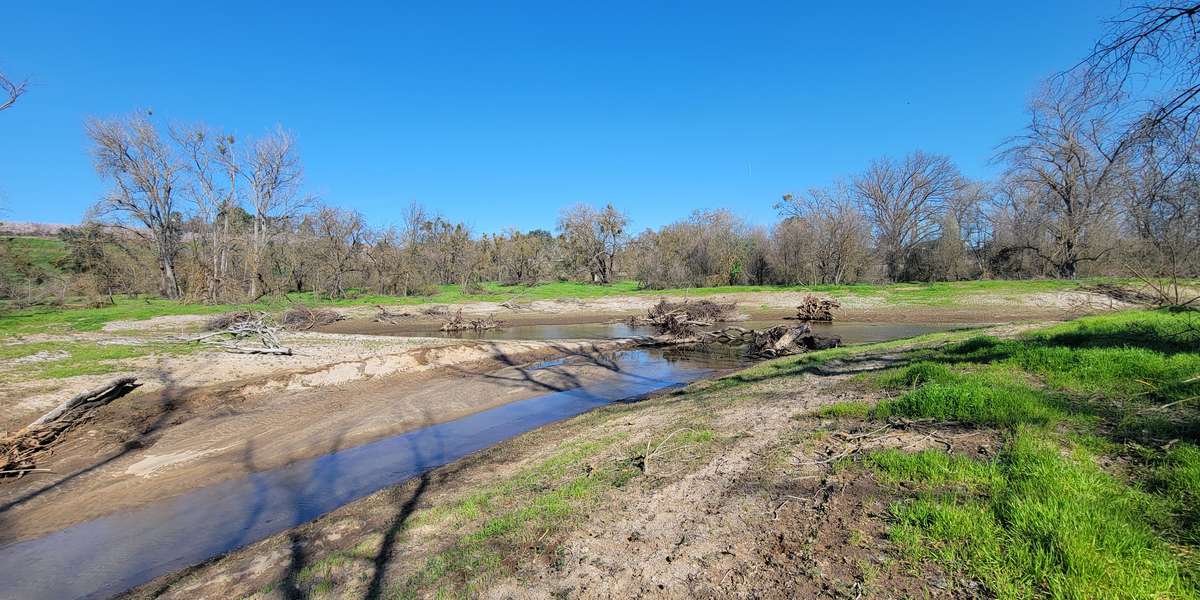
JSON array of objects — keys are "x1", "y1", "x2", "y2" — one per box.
[
  {"x1": 795, "y1": 294, "x2": 840, "y2": 322},
  {"x1": 1, "y1": 377, "x2": 141, "y2": 479},
  {"x1": 195, "y1": 311, "x2": 292, "y2": 355},
  {"x1": 629, "y1": 299, "x2": 740, "y2": 336},
  {"x1": 698, "y1": 323, "x2": 840, "y2": 358},
  {"x1": 441, "y1": 309, "x2": 504, "y2": 332},
  {"x1": 629, "y1": 299, "x2": 839, "y2": 358},
  {"x1": 280, "y1": 305, "x2": 344, "y2": 330}
]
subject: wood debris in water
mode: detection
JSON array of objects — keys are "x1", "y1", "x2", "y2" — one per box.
[
  {"x1": 441, "y1": 308, "x2": 505, "y2": 332},
  {"x1": 699, "y1": 323, "x2": 840, "y2": 358}
]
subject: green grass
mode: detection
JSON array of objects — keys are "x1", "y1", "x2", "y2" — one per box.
[
  {"x1": 849, "y1": 309, "x2": 1200, "y2": 598},
  {"x1": 861, "y1": 310, "x2": 1200, "y2": 431},
  {"x1": 0, "y1": 340, "x2": 195, "y2": 382},
  {"x1": 1, "y1": 236, "x2": 68, "y2": 273},
  {"x1": 866, "y1": 448, "x2": 1002, "y2": 491},
  {"x1": 816, "y1": 400, "x2": 874, "y2": 418},
  {"x1": 873, "y1": 364, "x2": 1064, "y2": 427},
  {"x1": 883, "y1": 430, "x2": 1191, "y2": 599}
]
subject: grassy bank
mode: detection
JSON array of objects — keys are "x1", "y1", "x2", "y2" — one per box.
[
  {"x1": 815, "y1": 309, "x2": 1200, "y2": 598},
  {"x1": 1, "y1": 278, "x2": 1097, "y2": 336}
]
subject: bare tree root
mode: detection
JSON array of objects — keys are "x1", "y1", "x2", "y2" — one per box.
[{"x1": 793, "y1": 294, "x2": 841, "y2": 322}]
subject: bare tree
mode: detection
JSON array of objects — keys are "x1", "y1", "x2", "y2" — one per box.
[
  {"x1": 307, "y1": 205, "x2": 365, "y2": 299},
  {"x1": 0, "y1": 67, "x2": 26, "y2": 112},
  {"x1": 174, "y1": 125, "x2": 238, "y2": 302},
  {"x1": 86, "y1": 113, "x2": 186, "y2": 299},
  {"x1": 1122, "y1": 116, "x2": 1200, "y2": 304},
  {"x1": 776, "y1": 181, "x2": 873, "y2": 284},
  {"x1": 1085, "y1": 3, "x2": 1200, "y2": 127},
  {"x1": 558, "y1": 203, "x2": 628, "y2": 284},
  {"x1": 853, "y1": 151, "x2": 964, "y2": 281},
  {"x1": 1000, "y1": 78, "x2": 1135, "y2": 278},
  {"x1": 243, "y1": 127, "x2": 308, "y2": 299}
]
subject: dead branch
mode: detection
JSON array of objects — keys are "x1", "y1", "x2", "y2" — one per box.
[
  {"x1": 280, "y1": 305, "x2": 344, "y2": 330},
  {"x1": 500, "y1": 295, "x2": 531, "y2": 311},
  {"x1": 374, "y1": 304, "x2": 414, "y2": 324},
  {"x1": 627, "y1": 299, "x2": 740, "y2": 336},
  {"x1": 193, "y1": 312, "x2": 293, "y2": 355}
]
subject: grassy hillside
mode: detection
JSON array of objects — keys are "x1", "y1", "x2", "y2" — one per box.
[{"x1": 0, "y1": 236, "x2": 68, "y2": 273}]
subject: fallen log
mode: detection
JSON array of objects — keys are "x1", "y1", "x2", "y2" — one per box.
[
  {"x1": 30, "y1": 376, "x2": 141, "y2": 427},
  {"x1": 3, "y1": 377, "x2": 142, "y2": 479},
  {"x1": 693, "y1": 323, "x2": 840, "y2": 358},
  {"x1": 374, "y1": 305, "x2": 414, "y2": 324}
]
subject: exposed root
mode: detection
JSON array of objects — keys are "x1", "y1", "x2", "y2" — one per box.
[
  {"x1": 628, "y1": 299, "x2": 741, "y2": 335},
  {"x1": 794, "y1": 294, "x2": 840, "y2": 322}
]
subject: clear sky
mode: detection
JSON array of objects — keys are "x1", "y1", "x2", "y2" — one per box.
[{"x1": 0, "y1": 0, "x2": 1122, "y2": 233}]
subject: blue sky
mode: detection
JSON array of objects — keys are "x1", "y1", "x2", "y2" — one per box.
[{"x1": 0, "y1": 1, "x2": 1121, "y2": 233}]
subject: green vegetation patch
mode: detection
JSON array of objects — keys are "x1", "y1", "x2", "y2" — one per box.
[
  {"x1": 883, "y1": 430, "x2": 1191, "y2": 599},
  {"x1": 848, "y1": 310, "x2": 1200, "y2": 597},
  {"x1": 816, "y1": 400, "x2": 874, "y2": 418},
  {"x1": 0, "y1": 340, "x2": 195, "y2": 382}
]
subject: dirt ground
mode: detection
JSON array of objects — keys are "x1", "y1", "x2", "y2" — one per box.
[{"x1": 126, "y1": 335, "x2": 1013, "y2": 600}]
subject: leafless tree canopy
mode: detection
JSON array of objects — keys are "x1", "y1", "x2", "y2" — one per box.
[
  {"x1": 86, "y1": 113, "x2": 187, "y2": 299},
  {"x1": 0, "y1": 67, "x2": 25, "y2": 112},
  {"x1": 852, "y1": 151, "x2": 966, "y2": 281},
  {"x1": 1086, "y1": 3, "x2": 1200, "y2": 125}
]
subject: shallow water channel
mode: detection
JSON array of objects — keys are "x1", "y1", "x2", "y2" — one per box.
[{"x1": 0, "y1": 322, "x2": 975, "y2": 600}]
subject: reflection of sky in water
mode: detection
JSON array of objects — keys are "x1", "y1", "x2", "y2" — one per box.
[{"x1": 0, "y1": 348, "x2": 732, "y2": 600}]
